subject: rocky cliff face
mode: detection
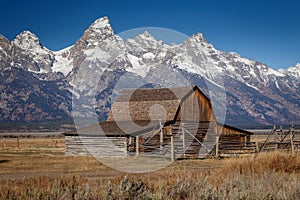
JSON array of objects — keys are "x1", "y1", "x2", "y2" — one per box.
[
  {"x1": 0, "y1": 67, "x2": 71, "y2": 122},
  {"x1": 0, "y1": 31, "x2": 71, "y2": 122},
  {"x1": 0, "y1": 16, "x2": 299, "y2": 126}
]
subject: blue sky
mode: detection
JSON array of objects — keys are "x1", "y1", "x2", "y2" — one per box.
[{"x1": 1, "y1": 0, "x2": 299, "y2": 69}]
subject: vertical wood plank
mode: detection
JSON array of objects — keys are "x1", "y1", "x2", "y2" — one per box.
[
  {"x1": 215, "y1": 136, "x2": 219, "y2": 158},
  {"x1": 255, "y1": 141, "x2": 259, "y2": 153},
  {"x1": 171, "y1": 134, "x2": 175, "y2": 162},
  {"x1": 124, "y1": 137, "x2": 128, "y2": 157},
  {"x1": 136, "y1": 136, "x2": 139, "y2": 157},
  {"x1": 170, "y1": 125, "x2": 175, "y2": 162},
  {"x1": 279, "y1": 125, "x2": 283, "y2": 141},
  {"x1": 160, "y1": 119, "x2": 163, "y2": 151},
  {"x1": 182, "y1": 123, "x2": 186, "y2": 158},
  {"x1": 274, "y1": 126, "x2": 278, "y2": 150}
]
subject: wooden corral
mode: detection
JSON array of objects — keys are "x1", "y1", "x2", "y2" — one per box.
[
  {"x1": 64, "y1": 86, "x2": 253, "y2": 160},
  {"x1": 253, "y1": 125, "x2": 300, "y2": 157}
]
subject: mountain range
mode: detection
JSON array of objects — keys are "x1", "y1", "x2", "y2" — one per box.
[{"x1": 0, "y1": 16, "x2": 299, "y2": 128}]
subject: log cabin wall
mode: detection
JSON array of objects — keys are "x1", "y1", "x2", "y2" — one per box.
[
  {"x1": 217, "y1": 124, "x2": 251, "y2": 152},
  {"x1": 65, "y1": 136, "x2": 127, "y2": 157}
]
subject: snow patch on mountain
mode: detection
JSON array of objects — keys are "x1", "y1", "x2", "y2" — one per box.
[
  {"x1": 126, "y1": 53, "x2": 151, "y2": 77},
  {"x1": 84, "y1": 47, "x2": 112, "y2": 61},
  {"x1": 281, "y1": 63, "x2": 300, "y2": 78},
  {"x1": 52, "y1": 46, "x2": 73, "y2": 76}
]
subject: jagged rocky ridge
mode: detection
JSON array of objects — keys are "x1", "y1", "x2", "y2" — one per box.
[{"x1": 0, "y1": 16, "x2": 299, "y2": 126}]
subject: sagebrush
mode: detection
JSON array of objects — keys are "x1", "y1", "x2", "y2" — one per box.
[{"x1": 0, "y1": 151, "x2": 299, "y2": 199}]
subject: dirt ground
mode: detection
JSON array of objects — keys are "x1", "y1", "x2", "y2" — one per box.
[{"x1": 0, "y1": 137, "x2": 224, "y2": 181}]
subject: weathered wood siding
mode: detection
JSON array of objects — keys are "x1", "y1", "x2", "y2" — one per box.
[
  {"x1": 178, "y1": 90, "x2": 215, "y2": 122},
  {"x1": 218, "y1": 134, "x2": 256, "y2": 155},
  {"x1": 65, "y1": 136, "x2": 127, "y2": 157},
  {"x1": 218, "y1": 124, "x2": 246, "y2": 136}
]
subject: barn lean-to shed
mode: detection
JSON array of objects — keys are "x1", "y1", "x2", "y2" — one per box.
[{"x1": 64, "y1": 85, "x2": 253, "y2": 159}]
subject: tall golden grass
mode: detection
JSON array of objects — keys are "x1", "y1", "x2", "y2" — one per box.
[
  {"x1": 0, "y1": 151, "x2": 299, "y2": 199},
  {"x1": 221, "y1": 151, "x2": 300, "y2": 175}
]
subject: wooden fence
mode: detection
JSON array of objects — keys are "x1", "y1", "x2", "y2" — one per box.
[
  {"x1": 1, "y1": 137, "x2": 62, "y2": 150},
  {"x1": 253, "y1": 125, "x2": 300, "y2": 157}
]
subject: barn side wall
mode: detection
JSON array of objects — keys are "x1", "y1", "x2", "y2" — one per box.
[
  {"x1": 217, "y1": 124, "x2": 251, "y2": 144},
  {"x1": 65, "y1": 136, "x2": 127, "y2": 157}
]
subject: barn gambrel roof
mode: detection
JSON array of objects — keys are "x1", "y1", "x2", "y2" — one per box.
[{"x1": 107, "y1": 85, "x2": 210, "y2": 122}]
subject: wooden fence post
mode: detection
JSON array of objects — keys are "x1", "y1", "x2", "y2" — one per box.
[
  {"x1": 255, "y1": 141, "x2": 259, "y2": 154},
  {"x1": 170, "y1": 125, "x2": 175, "y2": 162},
  {"x1": 182, "y1": 123, "x2": 186, "y2": 158},
  {"x1": 124, "y1": 137, "x2": 128, "y2": 157},
  {"x1": 215, "y1": 136, "x2": 219, "y2": 159},
  {"x1": 135, "y1": 136, "x2": 139, "y2": 157},
  {"x1": 17, "y1": 138, "x2": 20, "y2": 148},
  {"x1": 171, "y1": 135, "x2": 175, "y2": 162},
  {"x1": 159, "y1": 119, "x2": 163, "y2": 152},
  {"x1": 279, "y1": 126, "x2": 283, "y2": 141},
  {"x1": 291, "y1": 124, "x2": 295, "y2": 140},
  {"x1": 274, "y1": 126, "x2": 278, "y2": 150},
  {"x1": 290, "y1": 132, "x2": 295, "y2": 155},
  {"x1": 3, "y1": 137, "x2": 6, "y2": 150}
]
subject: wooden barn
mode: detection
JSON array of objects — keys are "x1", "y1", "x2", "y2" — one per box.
[{"x1": 64, "y1": 86, "x2": 253, "y2": 160}]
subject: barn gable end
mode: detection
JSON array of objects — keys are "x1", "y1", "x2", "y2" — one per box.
[{"x1": 176, "y1": 87, "x2": 216, "y2": 122}]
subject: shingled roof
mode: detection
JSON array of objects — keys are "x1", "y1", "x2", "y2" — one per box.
[
  {"x1": 107, "y1": 86, "x2": 207, "y2": 122},
  {"x1": 64, "y1": 120, "x2": 163, "y2": 137},
  {"x1": 114, "y1": 87, "x2": 198, "y2": 102}
]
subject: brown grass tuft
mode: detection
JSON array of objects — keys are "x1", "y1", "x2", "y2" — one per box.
[{"x1": 220, "y1": 151, "x2": 300, "y2": 177}]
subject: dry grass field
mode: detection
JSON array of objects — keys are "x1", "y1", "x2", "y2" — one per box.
[{"x1": 0, "y1": 137, "x2": 300, "y2": 199}]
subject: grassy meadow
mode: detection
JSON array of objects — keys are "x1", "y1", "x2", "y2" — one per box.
[{"x1": 0, "y1": 137, "x2": 299, "y2": 199}]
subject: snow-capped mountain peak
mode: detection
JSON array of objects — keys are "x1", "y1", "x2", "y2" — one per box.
[
  {"x1": 135, "y1": 31, "x2": 157, "y2": 41},
  {"x1": 13, "y1": 31, "x2": 44, "y2": 50},
  {"x1": 64, "y1": 16, "x2": 118, "y2": 68},
  {"x1": 90, "y1": 16, "x2": 111, "y2": 29},
  {"x1": 125, "y1": 31, "x2": 163, "y2": 56},
  {"x1": 283, "y1": 63, "x2": 300, "y2": 78},
  {"x1": 131, "y1": 31, "x2": 162, "y2": 46},
  {"x1": 10, "y1": 30, "x2": 54, "y2": 74},
  {"x1": 83, "y1": 16, "x2": 114, "y2": 43},
  {"x1": 181, "y1": 32, "x2": 211, "y2": 51},
  {"x1": 190, "y1": 33, "x2": 207, "y2": 43}
]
